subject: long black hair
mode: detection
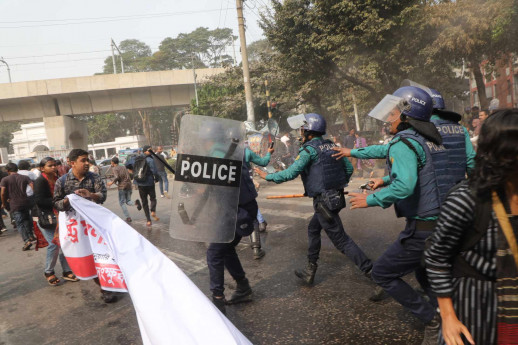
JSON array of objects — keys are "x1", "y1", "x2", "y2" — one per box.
[
  {"x1": 39, "y1": 157, "x2": 56, "y2": 168},
  {"x1": 470, "y1": 108, "x2": 518, "y2": 198}
]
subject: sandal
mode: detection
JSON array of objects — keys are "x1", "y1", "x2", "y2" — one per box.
[
  {"x1": 62, "y1": 271, "x2": 79, "y2": 282},
  {"x1": 45, "y1": 272, "x2": 60, "y2": 286},
  {"x1": 22, "y1": 241, "x2": 33, "y2": 251},
  {"x1": 151, "y1": 212, "x2": 160, "y2": 221}
]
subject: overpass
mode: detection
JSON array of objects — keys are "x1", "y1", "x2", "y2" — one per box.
[{"x1": 0, "y1": 68, "x2": 224, "y2": 150}]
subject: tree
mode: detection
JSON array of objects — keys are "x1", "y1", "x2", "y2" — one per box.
[
  {"x1": 149, "y1": 27, "x2": 236, "y2": 70},
  {"x1": 0, "y1": 122, "x2": 22, "y2": 154},
  {"x1": 424, "y1": 0, "x2": 518, "y2": 109},
  {"x1": 102, "y1": 39, "x2": 152, "y2": 74}
]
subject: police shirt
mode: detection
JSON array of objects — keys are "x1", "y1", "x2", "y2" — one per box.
[
  {"x1": 245, "y1": 148, "x2": 271, "y2": 167},
  {"x1": 265, "y1": 137, "x2": 353, "y2": 184},
  {"x1": 351, "y1": 137, "x2": 436, "y2": 221}
]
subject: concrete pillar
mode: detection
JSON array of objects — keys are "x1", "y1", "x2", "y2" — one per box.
[{"x1": 43, "y1": 116, "x2": 88, "y2": 150}]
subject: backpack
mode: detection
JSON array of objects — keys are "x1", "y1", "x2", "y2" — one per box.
[{"x1": 133, "y1": 156, "x2": 149, "y2": 183}]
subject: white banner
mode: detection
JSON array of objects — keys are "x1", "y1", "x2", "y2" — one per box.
[{"x1": 59, "y1": 194, "x2": 252, "y2": 345}]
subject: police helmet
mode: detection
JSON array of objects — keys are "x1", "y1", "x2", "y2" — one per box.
[
  {"x1": 429, "y1": 88, "x2": 446, "y2": 110},
  {"x1": 287, "y1": 113, "x2": 326, "y2": 134},
  {"x1": 392, "y1": 86, "x2": 433, "y2": 122}
]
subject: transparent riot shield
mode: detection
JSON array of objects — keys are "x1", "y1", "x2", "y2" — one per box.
[{"x1": 169, "y1": 115, "x2": 246, "y2": 243}]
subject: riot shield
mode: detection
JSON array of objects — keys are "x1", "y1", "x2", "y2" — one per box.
[{"x1": 169, "y1": 115, "x2": 246, "y2": 243}]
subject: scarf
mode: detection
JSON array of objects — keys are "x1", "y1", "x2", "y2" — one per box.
[{"x1": 493, "y1": 191, "x2": 518, "y2": 345}]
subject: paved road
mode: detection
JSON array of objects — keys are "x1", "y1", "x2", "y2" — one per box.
[{"x1": 0, "y1": 176, "x2": 427, "y2": 345}]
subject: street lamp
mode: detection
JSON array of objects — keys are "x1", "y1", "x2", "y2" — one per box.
[{"x1": 0, "y1": 57, "x2": 12, "y2": 83}]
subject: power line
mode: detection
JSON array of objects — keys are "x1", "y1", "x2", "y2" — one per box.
[
  {"x1": 4, "y1": 49, "x2": 112, "y2": 59},
  {"x1": 0, "y1": 8, "x2": 232, "y2": 29}
]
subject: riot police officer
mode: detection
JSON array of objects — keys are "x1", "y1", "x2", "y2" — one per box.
[
  {"x1": 331, "y1": 86, "x2": 454, "y2": 345},
  {"x1": 428, "y1": 88, "x2": 476, "y2": 182},
  {"x1": 256, "y1": 113, "x2": 373, "y2": 285},
  {"x1": 244, "y1": 144, "x2": 274, "y2": 259}
]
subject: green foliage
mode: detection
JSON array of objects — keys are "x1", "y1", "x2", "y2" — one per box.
[
  {"x1": 102, "y1": 39, "x2": 152, "y2": 74},
  {"x1": 0, "y1": 122, "x2": 22, "y2": 154}
]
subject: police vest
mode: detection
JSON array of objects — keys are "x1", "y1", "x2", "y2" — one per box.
[
  {"x1": 387, "y1": 129, "x2": 448, "y2": 218},
  {"x1": 431, "y1": 117, "x2": 467, "y2": 203},
  {"x1": 239, "y1": 159, "x2": 258, "y2": 206},
  {"x1": 300, "y1": 138, "x2": 348, "y2": 198}
]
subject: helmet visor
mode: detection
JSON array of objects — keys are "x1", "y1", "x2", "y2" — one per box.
[
  {"x1": 400, "y1": 79, "x2": 432, "y2": 95},
  {"x1": 287, "y1": 114, "x2": 307, "y2": 130},
  {"x1": 368, "y1": 94, "x2": 407, "y2": 123}
]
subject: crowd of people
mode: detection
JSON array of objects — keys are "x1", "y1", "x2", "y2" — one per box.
[{"x1": 1, "y1": 87, "x2": 517, "y2": 344}]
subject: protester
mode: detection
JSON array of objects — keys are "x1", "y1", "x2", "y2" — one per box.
[
  {"x1": 17, "y1": 159, "x2": 37, "y2": 197},
  {"x1": 56, "y1": 159, "x2": 70, "y2": 177},
  {"x1": 53, "y1": 149, "x2": 116, "y2": 303},
  {"x1": 129, "y1": 145, "x2": 159, "y2": 227},
  {"x1": 0, "y1": 163, "x2": 36, "y2": 250},
  {"x1": 88, "y1": 159, "x2": 100, "y2": 175},
  {"x1": 470, "y1": 109, "x2": 489, "y2": 150},
  {"x1": 107, "y1": 157, "x2": 139, "y2": 223},
  {"x1": 425, "y1": 108, "x2": 518, "y2": 345},
  {"x1": 354, "y1": 132, "x2": 375, "y2": 178},
  {"x1": 34, "y1": 157, "x2": 78, "y2": 286},
  {"x1": 153, "y1": 146, "x2": 169, "y2": 198},
  {"x1": 0, "y1": 168, "x2": 7, "y2": 233}
]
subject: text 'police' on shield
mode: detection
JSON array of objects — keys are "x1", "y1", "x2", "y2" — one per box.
[{"x1": 174, "y1": 154, "x2": 242, "y2": 187}]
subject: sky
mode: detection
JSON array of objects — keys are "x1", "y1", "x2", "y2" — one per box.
[{"x1": 0, "y1": 0, "x2": 267, "y2": 83}]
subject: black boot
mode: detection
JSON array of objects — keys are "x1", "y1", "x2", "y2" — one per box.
[
  {"x1": 226, "y1": 278, "x2": 252, "y2": 305},
  {"x1": 212, "y1": 295, "x2": 226, "y2": 315},
  {"x1": 294, "y1": 262, "x2": 317, "y2": 285},
  {"x1": 368, "y1": 286, "x2": 388, "y2": 302},
  {"x1": 421, "y1": 313, "x2": 441, "y2": 345}
]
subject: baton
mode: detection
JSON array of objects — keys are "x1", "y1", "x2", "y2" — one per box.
[
  {"x1": 148, "y1": 149, "x2": 175, "y2": 174},
  {"x1": 266, "y1": 194, "x2": 305, "y2": 199}
]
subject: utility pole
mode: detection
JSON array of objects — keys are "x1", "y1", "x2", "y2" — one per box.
[
  {"x1": 111, "y1": 39, "x2": 125, "y2": 73},
  {"x1": 352, "y1": 93, "x2": 360, "y2": 131},
  {"x1": 191, "y1": 53, "x2": 199, "y2": 107},
  {"x1": 265, "y1": 79, "x2": 272, "y2": 119},
  {"x1": 110, "y1": 39, "x2": 117, "y2": 74},
  {"x1": 0, "y1": 57, "x2": 11, "y2": 83},
  {"x1": 235, "y1": 0, "x2": 255, "y2": 125}
]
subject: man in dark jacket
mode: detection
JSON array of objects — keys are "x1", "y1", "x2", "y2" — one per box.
[
  {"x1": 129, "y1": 145, "x2": 159, "y2": 227},
  {"x1": 0, "y1": 163, "x2": 35, "y2": 250}
]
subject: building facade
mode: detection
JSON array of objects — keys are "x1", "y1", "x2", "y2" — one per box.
[{"x1": 470, "y1": 56, "x2": 518, "y2": 109}]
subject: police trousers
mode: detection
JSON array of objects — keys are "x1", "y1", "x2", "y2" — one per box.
[
  {"x1": 371, "y1": 219, "x2": 437, "y2": 324},
  {"x1": 307, "y1": 199, "x2": 372, "y2": 273},
  {"x1": 207, "y1": 200, "x2": 258, "y2": 297}
]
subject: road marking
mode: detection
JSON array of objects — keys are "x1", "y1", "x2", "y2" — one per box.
[
  {"x1": 160, "y1": 248, "x2": 207, "y2": 275},
  {"x1": 264, "y1": 224, "x2": 290, "y2": 232}
]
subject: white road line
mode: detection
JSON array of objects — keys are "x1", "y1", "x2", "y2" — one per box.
[
  {"x1": 264, "y1": 224, "x2": 290, "y2": 232},
  {"x1": 160, "y1": 248, "x2": 207, "y2": 275}
]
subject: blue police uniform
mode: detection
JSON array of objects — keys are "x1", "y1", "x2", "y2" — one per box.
[
  {"x1": 266, "y1": 137, "x2": 373, "y2": 273},
  {"x1": 351, "y1": 123, "x2": 469, "y2": 324},
  {"x1": 207, "y1": 153, "x2": 258, "y2": 298}
]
